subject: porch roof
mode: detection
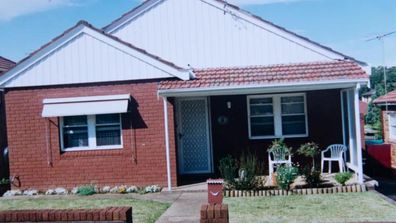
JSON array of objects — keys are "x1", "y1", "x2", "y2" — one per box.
[{"x1": 158, "y1": 61, "x2": 368, "y2": 96}]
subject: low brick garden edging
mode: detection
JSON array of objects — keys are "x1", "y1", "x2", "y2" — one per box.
[
  {"x1": 224, "y1": 184, "x2": 368, "y2": 197},
  {"x1": 0, "y1": 206, "x2": 132, "y2": 222}
]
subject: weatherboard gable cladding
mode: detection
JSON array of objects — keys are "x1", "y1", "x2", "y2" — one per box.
[
  {"x1": 107, "y1": 0, "x2": 346, "y2": 68},
  {"x1": 1, "y1": 22, "x2": 189, "y2": 88}
]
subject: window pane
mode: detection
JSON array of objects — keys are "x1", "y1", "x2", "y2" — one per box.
[
  {"x1": 63, "y1": 126, "x2": 88, "y2": 148},
  {"x1": 251, "y1": 117, "x2": 274, "y2": 136},
  {"x1": 281, "y1": 103, "x2": 304, "y2": 114},
  {"x1": 281, "y1": 96, "x2": 304, "y2": 103},
  {"x1": 63, "y1": 116, "x2": 87, "y2": 126},
  {"x1": 250, "y1": 104, "x2": 273, "y2": 116},
  {"x1": 96, "y1": 114, "x2": 121, "y2": 146},
  {"x1": 96, "y1": 114, "x2": 120, "y2": 125},
  {"x1": 96, "y1": 125, "x2": 121, "y2": 146},
  {"x1": 282, "y1": 115, "x2": 306, "y2": 135},
  {"x1": 250, "y1": 98, "x2": 272, "y2": 105}
]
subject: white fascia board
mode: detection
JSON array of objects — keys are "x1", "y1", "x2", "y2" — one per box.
[
  {"x1": 0, "y1": 24, "x2": 85, "y2": 87},
  {"x1": 158, "y1": 79, "x2": 369, "y2": 97}
]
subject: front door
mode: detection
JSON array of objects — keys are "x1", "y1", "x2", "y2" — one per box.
[{"x1": 177, "y1": 97, "x2": 212, "y2": 174}]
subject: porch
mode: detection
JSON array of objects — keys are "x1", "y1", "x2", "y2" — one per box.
[{"x1": 158, "y1": 61, "x2": 368, "y2": 191}]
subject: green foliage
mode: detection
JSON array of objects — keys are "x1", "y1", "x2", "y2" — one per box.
[
  {"x1": 297, "y1": 142, "x2": 319, "y2": 170},
  {"x1": 301, "y1": 167, "x2": 322, "y2": 188},
  {"x1": 0, "y1": 178, "x2": 10, "y2": 185},
  {"x1": 268, "y1": 139, "x2": 291, "y2": 160},
  {"x1": 276, "y1": 165, "x2": 299, "y2": 191},
  {"x1": 335, "y1": 172, "x2": 353, "y2": 186},
  {"x1": 218, "y1": 155, "x2": 237, "y2": 184},
  {"x1": 234, "y1": 152, "x2": 260, "y2": 190},
  {"x1": 76, "y1": 185, "x2": 96, "y2": 196}
]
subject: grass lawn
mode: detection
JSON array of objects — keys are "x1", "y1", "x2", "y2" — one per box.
[
  {"x1": 225, "y1": 191, "x2": 396, "y2": 223},
  {"x1": 0, "y1": 196, "x2": 170, "y2": 223}
]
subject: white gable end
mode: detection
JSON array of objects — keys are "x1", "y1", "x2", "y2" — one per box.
[
  {"x1": 108, "y1": 0, "x2": 345, "y2": 69},
  {"x1": 2, "y1": 23, "x2": 190, "y2": 88}
]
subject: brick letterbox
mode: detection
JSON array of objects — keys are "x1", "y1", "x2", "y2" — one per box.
[{"x1": 207, "y1": 179, "x2": 224, "y2": 204}]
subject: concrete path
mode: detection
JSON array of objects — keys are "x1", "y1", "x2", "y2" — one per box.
[{"x1": 156, "y1": 191, "x2": 207, "y2": 223}]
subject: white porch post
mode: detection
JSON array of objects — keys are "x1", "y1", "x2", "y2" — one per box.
[
  {"x1": 162, "y1": 97, "x2": 172, "y2": 191},
  {"x1": 354, "y1": 84, "x2": 364, "y2": 184}
]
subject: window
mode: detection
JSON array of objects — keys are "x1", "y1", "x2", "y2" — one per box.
[
  {"x1": 248, "y1": 93, "x2": 308, "y2": 139},
  {"x1": 389, "y1": 113, "x2": 396, "y2": 140},
  {"x1": 61, "y1": 114, "x2": 122, "y2": 151}
]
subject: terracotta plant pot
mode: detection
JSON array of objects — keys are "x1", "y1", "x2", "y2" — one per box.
[{"x1": 271, "y1": 173, "x2": 278, "y2": 186}]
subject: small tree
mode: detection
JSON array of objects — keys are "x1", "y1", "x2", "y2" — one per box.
[{"x1": 297, "y1": 142, "x2": 319, "y2": 170}]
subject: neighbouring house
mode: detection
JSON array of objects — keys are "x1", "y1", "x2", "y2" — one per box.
[
  {"x1": 0, "y1": 56, "x2": 15, "y2": 182},
  {"x1": 372, "y1": 90, "x2": 396, "y2": 177},
  {"x1": 0, "y1": 0, "x2": 370, "y2": 191},
  {"x1": 362, "y1": 90, "x2": 375, "y2": 103}
]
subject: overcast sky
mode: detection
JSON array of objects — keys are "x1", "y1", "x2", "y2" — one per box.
[{"x1": 0, "y1": 0, "x2": 395, "y2": 67}]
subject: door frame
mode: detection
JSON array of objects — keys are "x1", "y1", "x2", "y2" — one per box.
[
  {"x1": 340, "y1": 89, "x2": 357, "y2": 171},
  {"x1": 176, "y1": 97, "x2": 213, "y2": 175}
]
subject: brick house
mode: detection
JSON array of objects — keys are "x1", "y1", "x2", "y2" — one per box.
[
  {"x1": 0, "y1": 0, "x2": 369, "y2": 191},
  {"x1": 373, "y1": 90, "x2": 396, "y2": 176},
  {"x1": 0, "y1": 56, "x2": 16, "y2": 181}
]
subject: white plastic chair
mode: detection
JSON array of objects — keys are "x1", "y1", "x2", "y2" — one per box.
[
  {"x1": 321, "y1": 144, "x2": 347, "y2": 173},
  {"x1": 268, "y1": 148, "x2": 292, "y2": 178}
]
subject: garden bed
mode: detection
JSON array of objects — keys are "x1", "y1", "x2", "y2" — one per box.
[{"x1": 224, "y1": 184, "x2": 368, "y2": 197}]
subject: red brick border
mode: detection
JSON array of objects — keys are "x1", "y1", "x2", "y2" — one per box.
[
  {"x1": 200, "y1": 204, "x2": 228, "y2": 223},
  {"x1": 0, "y1": 206, "x2": 132, "y2": 222}
]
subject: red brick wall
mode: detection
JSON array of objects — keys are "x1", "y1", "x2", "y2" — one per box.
[{"x1": 5, "y1": 81, "x2": 177, "y2": 190}]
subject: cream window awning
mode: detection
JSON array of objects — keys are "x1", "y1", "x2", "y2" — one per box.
[{"x1": 42, "y1": 94, "x2": 130, "y2": 117}]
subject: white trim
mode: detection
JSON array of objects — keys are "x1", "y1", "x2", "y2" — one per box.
[
  {"x1": 354, "y1": 84, "x2": 364, "y2": 184},
  {"x1": 162, "y1": 97, "x2": 172, "y2": 191},
  {"x1": 60, "y1": 114, "x2": 123, "y2": 152},
  {"x1": 176, "y1": 97, "x2": 212, "y2": 174},
  {"x1": 247, "y1": 93, "x2": 308, "y2": 140},
  {"x1": 158, "y1": 79, "x2": 369, "y2": 97},
  {"x1": 0, "y1": 23, "x2": 190, "y2": 88},
  {"x1": 388, "y1": 113, "x2": 396, "y2": 140}
]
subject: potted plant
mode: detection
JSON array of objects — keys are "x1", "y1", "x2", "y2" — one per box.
[{"x1": 268, "y1": 139, "x2": 291, "y2": 186}]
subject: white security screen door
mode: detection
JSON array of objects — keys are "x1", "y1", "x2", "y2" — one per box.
[
  {"x1": 177, "y1": 98, "x2": 212, "y2": 174},
  {"x1": 341, "y1": 89, "x2": 358, "y2": 170}
]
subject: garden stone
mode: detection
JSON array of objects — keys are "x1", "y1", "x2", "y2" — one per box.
[
  {"x1": 3, "y1": 189, "x2": 22, "y2": 197},
  {"x1": 144, "y1": 185, "x2": 161, "y2": 193},
  {"x1": 45, "y1": 189, "x2": 55, "y2": 195},
  {"x1": 71, "y1": 187, "x2": 79, "y2": 194},
  {"x1": 23, "y1": 189, "x2": 38, "y2": 196},
  {"x1": 101, "y1": 186, "x2": 111, "y2": 193},
  {"x1": 110, "y1": 186, "x2": 119, "y2": 193},
  {"x1": 55, "y1": 187, "x2": 68, "y2": 195}
]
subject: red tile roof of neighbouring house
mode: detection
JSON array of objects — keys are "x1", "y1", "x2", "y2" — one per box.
[
  {"x1": 0, "y1": 56, "x2": 15, "y2": 74},
  {"x1": 373, "y1": 90, "x2": 396, "y2": 104},
  {"x1": 158, "y1": 60, "x2": 368, "y2": 90}
]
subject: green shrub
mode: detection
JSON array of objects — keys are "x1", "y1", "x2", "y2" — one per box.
[
  {"x1": 335, "y1": 172, "x2": 353, "y2": 186},
  {"x1": 301, "y1": 167, "x2": 322, "y2": 188},
  {"x1": 218, "y1": 155, "x2": 237, "y2": 184},
  {"x1": 234, "y1": 152, "x2": 260, "y2": 190},
  {"x1": 276, "y1": 165, "x2": 299, "y2": 191},
  {"x1": 76, "y1": 185, "x2": 96, "y2": 196},
  {"x1": 0, "y1": 178, "x2": 10, "y2": 185},
  {"x1": 297, "y1": 142, "x2": 319, "y2": 169}
]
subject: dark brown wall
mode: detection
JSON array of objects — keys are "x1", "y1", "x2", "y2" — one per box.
[
  {"x1": 210, "y1": 89, "x2": 343, "y2": 173},
  {"x1": 0, "y1": 92, "x2": 8, "y2": 181}
]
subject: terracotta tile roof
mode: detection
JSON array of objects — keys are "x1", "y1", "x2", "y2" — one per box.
[
  {"x1": 373, "y1": 90, "x2": 396, "y2": 104},
  {"x1": 0, "y1": 56, "x2": 15, "y2": 74},
  {"x1": 159, "y1": 61, "x2": 368, "y2": 90}
]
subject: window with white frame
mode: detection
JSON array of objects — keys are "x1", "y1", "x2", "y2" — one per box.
[
  {"x1": 61, "y1": 114, "x2": 122, "y2": 151},
  {"x1": 248, "y1": 93, "x2": 308, "y2": 139},
  {"x1": 388, "y1": 113, "x2": 396, "y2": 140}
]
